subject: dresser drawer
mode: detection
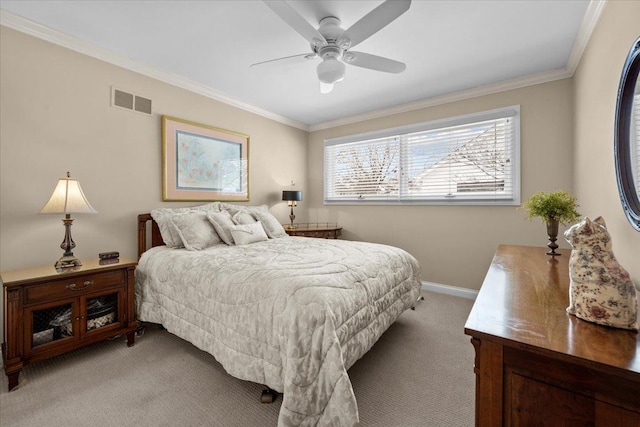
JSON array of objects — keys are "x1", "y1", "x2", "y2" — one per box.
[{"x1": 24, "y1": 270, "x2": 125, "y2": 305}]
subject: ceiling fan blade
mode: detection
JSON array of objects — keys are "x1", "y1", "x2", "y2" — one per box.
[
  {"x1": 264, "y1": 1, "x2": 327, "y2": 47},
  {"x1": 338, "y1": 0, "x2": 411, "y2": 49},
  {"x1": 344, "y1": 51, "x2": 406, "y2": 73},
  {"x1": 251, "y1": 53, "x2": 317, "y2": 68}
]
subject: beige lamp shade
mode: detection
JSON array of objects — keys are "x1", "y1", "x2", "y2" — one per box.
[{"x1": 40, "y1": 172, "x2": 97, "y2": 214}]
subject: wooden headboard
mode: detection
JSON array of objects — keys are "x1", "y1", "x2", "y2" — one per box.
[{"x1": 137, "y1": 213, "x2": 164, "y2": 258}]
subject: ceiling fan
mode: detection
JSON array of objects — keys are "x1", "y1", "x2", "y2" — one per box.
[{"x1": 253, "y1": 0, "x2": 411, "y2": 94}]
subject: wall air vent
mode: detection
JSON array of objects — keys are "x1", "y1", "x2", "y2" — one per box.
[
  {"x1": 134, "y1": 95, "x2": 152, "y2": 114},
  {"x1": 111, "y1": 86, "x2": 152, "y2": 116}
]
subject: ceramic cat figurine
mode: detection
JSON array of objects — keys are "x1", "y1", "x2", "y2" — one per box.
[{"x1": 564, "y1": 216, "x2": 638, "y2": 330}]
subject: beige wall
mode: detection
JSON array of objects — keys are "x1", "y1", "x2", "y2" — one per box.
[
  {"x1": 0, "y1": 26, "x2": 308, "y2": 272},
  {"x1": 1, "y1": 0, "x2": 638, "y2": 327},
  {"x1": 573, "y1": 0, "x2": 640, "y2": 285},
  {"x1": 309, "y1": 79, "x2": 574, "y2": 290}
]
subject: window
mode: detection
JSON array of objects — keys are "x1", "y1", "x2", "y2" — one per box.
[{"x1": 324, "y1": 106, "x2": 520, "y2": 205}]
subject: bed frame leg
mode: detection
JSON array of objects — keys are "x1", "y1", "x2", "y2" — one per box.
[
  {"x1": 261, "y1": 387, "x2": 279, "y2": 404},
  {"x1": 411, "y1": 295, "x2": 425, "y2": 310}
]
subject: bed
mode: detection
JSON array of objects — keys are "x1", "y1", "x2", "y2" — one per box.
[{"x1": 135, "y1": 206, "x2": 422, "y2": 427}]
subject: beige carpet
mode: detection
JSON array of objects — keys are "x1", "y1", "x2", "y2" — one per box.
[{"x1": 0, "y1": 291, "x2": 475, "y2": 426}]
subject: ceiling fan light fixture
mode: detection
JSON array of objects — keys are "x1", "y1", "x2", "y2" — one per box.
[
  {"x1": 320, "y1": 81, "x2": 334, "y2": 94},
  {"x1": 311, "y1": 37, "x2": 326, "y2": 49},
  {"x1": 317, "y1": 58, "x2": 345, "y2": 84},
  {"x1": 337, "y1": 38, "x2": 351, "y2": 50},
  {"x1": 342, "y1": 52, "x2": 356, "y2": 63},
  {"x1": 263, "y1": 0, "x2": 411, "y2": 90}
]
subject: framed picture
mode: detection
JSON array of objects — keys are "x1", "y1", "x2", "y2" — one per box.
[{"x1": 162, "y1": 116, "x2": 250, "y2": 201}]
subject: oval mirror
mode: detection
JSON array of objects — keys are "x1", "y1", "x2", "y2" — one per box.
[{"x1": 614, "y1": 37, "x2": 640, "y2": 231}]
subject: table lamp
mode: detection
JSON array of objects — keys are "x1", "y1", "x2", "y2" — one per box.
[
  {"x1": 282, "y1": 190, "x2": 302, "y2": 229},
  {"x1": 40, "y1": 172, "x2": 97, "y2": 269}
]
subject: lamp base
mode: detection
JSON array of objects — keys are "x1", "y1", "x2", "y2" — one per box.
[
  {"x1": 289, "y1": 210, "x2": 296, "y2": 229},
  {"x1": 55, "y1": 255, "x2": 82, "y2": 270},
  {"x1": 55, "y1": 215, "x2": 83, "y2": 271}
]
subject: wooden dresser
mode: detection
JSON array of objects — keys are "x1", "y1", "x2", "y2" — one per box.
[{"x1": 465, "y1": 245, "x2": 640, "y2": 426}]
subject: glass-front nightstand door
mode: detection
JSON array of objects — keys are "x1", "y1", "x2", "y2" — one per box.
[
  {"x1": 81, "y1": 289, "x2": 125, "y2": 336},
  {"x1": 25, "y1": 298, "x2": 78, "y2": 355}
]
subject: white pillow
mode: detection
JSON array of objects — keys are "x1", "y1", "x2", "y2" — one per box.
[
  {"x1": 232, "y1": 211, "x2": 257, "y2": 225},
  {"x1": 151, "y1": 202, "x2": 221, "y2": 248},
  {"x1": 207, "y1": 210, "x2": 237, "y2": 245},
  {"x1": 249, "y1": 205, "x2": 288, "y2": 238},
  {"x1": 220, "y1": 203, "x2": 287, "y2": 239},
  {"x1": 170, "y1": 211, "x2": 221, "y2": 251},
  {"x1": 230, "y1": 221, "x2": 269, "y2": 245}
]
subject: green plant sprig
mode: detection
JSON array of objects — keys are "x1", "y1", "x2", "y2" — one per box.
[{"x1": 522, "y1": 190, "x2": 580, "y2": 225}]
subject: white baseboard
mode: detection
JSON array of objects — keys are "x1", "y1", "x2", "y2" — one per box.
[{"x1": 421, "y1": 281, "x2": 478, "y2": 300}]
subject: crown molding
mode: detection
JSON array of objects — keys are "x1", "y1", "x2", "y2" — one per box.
[
  {"x1": 0, "y1": 10, "x2": 309, "y2": 131},
  {"x1": 565, "y1": 0, "x2": 607, "y2": 75},
  {"x1": 309, "y1": 68, "x2": 572, "y2": 132}
]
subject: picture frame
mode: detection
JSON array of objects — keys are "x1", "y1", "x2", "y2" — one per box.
[{"x1": 162, "y1": 115, "x2": 250, "y2": 201}]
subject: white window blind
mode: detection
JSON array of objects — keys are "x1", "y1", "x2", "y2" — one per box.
[{"x1": 324, "y1": 106, "x2": 520, "y2": 205}]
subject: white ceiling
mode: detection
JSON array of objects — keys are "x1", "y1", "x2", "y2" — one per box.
[{"x1": 0, "y1": 0, "x2": 596, "y2": 130}]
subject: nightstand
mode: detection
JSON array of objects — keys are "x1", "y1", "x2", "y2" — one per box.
[
  {"x1": 1, "y1": 258, "x2": 137, "y2": 391},
  {"x1": 284, "y1": 224, "x2": 342, "y2": 239}
]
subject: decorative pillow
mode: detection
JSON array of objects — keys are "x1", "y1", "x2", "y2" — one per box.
[
  {"x1": 170, "y1": 211, "x2": 221, "y2": 251},
  {"x1": 249, "y1": 205, "x2": 288, "y2": 238},
  {"x1": 219, "y1": 202, "x2": 246, "y2": 213},
  {"x1": 206, "y1": 210, "x2": 237, "y2": 245},
  {"x1": 219, "y1": 203, "x2": 245, "y2": 219},
  {"x1": 232, "y1": 211, "x2": 257, "y2": 225},
  {"x1": 220, "y1": 203, "x2": 286, "y2": 238},
  {"x1": 151, "y1": 202, "x2": 221, "y2": 248},
  {"x1": 230, "y1": 221, "x2": 269, "y2": 245}
]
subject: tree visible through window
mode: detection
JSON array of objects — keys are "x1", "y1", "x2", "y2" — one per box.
[
  {"x1": 324, "y1": 106, "x2": 520, "y2": 204},
  {"x1": 332, "y1": 137, "x2": 400, "y2": 197}
]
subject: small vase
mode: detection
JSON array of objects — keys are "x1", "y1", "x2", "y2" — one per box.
[{"x1": 546, "y1": 220, "x2": 560, "y2": 256}]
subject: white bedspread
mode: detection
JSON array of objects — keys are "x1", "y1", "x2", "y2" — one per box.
[{"x1": 135, "y1": 236, "x2": 421, "y2": 426}]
